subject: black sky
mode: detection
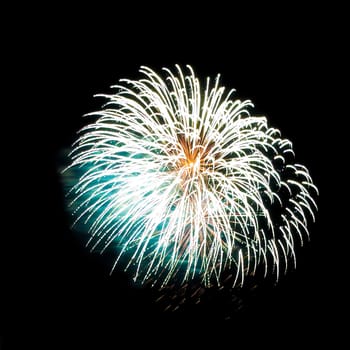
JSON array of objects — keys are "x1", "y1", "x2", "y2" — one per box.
[{"x1": 4, "y1": 4, "x2": 345, "y2": 348}]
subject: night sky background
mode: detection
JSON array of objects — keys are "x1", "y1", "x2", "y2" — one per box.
[{"x1": 3, "y1": 4, "x2": 345, "y2": 349}]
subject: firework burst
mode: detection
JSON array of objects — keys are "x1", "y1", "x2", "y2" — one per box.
[{"x1": 64, "y1": 65, "x2": 318, "y2": 288}]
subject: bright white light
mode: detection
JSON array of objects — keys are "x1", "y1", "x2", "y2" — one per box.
[{"x1": 66, "y1": 65, "x2": 318, "y2": 288}]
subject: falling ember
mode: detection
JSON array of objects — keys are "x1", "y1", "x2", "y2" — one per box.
[{"x1": 63, "y1": 65, "x2": 318, "y2": 289}]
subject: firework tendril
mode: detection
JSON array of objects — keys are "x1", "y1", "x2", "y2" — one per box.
[{"x1": 65, "y1": 65, "x2": 318, "y2": 288}]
